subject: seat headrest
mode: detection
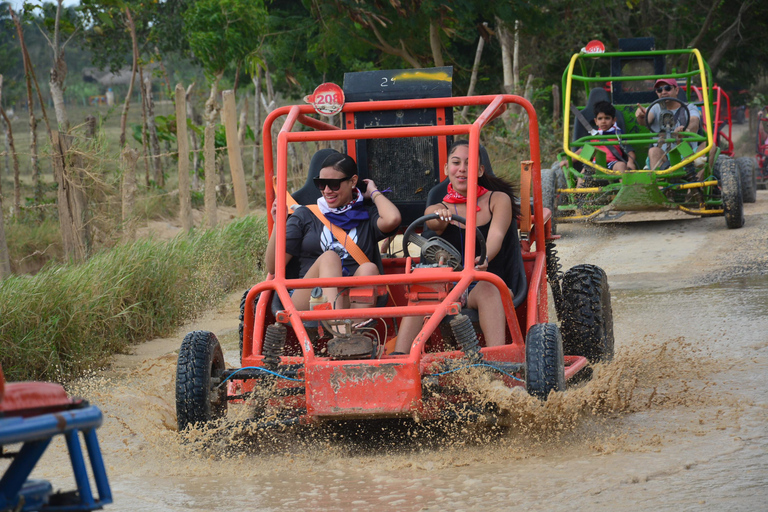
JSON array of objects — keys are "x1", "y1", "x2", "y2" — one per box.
[{"x1": 573, "y1": 88, "x2": 611, "y2": 141}]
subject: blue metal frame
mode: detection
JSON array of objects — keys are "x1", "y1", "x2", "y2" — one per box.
[{"x1": 0, "y1": 405, "x2": 112, "y2": 511}]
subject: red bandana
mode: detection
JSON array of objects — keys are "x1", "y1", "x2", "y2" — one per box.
[{"x1": 443, "y1": 184, "x2": 489, "y2": 212}]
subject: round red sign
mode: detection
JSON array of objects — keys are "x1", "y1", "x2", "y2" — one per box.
[
  {"x1": 584, "y1": 40, "x2": 605, "y2": 54},
  {"x1": 304, "y1": 83, "x2": 345, "y2": 116}
]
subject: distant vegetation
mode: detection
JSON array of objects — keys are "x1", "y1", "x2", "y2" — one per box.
[{"x1": 0, "y1": 0, "x2": 766, "y2": 380}]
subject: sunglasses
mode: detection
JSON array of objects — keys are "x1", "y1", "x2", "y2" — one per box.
[
  {"x1": 655, "y1": 84, "x2": 675, "y2": 93},
  {"x1": 314, "y1": 176, "x2": 351, "y2": 191}
]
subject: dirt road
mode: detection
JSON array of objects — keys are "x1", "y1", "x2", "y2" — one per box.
[{"x1": 19, "y1": 188, "x2": 768, "y2": 511}]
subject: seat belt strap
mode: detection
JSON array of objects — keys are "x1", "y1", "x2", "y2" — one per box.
[
  {"x1": 272, "y1": 177, "x2": 370, "y2": 266},
  {"x1": 306, "y1": 205, "x2": 370, "y2": 266}
]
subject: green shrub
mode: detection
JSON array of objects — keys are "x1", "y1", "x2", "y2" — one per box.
[{"x1": 0, "y1": 214, "x2": 268, "y2": 381}]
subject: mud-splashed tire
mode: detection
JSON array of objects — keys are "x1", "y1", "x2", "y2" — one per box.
[
  {"x1": 719, "y1": 158, "x2": 745, "y2": 229},
  {"x1": 541, "y1": 168, "x2": 561, "y2": 235},
  {"x1": 525, "y1": 323, "x2": 565, "y2": 400},
  {"x1": 560, "y1": 264, "x2": 615, "y2": 364},
  {"x1": 736, "y1": 157, "x2": 757, "y2": 203},
  {"x1": 176, "y1": 330, "x2": 227, "y2": 431}
]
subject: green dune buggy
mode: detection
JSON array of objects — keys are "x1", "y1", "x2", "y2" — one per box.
[{"x1": 545, "y1": 39, "x2": 745, "y2": 230}]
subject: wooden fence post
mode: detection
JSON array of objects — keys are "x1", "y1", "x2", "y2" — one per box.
[
  {"x1": 222, "y1": 90, "x2": 249, "y2": 217},
  {"x1": 52, "y1": 131, "x2": 88, "y2": 262},
  {"x1": 204, "y1": 121, "x2": 217, "y2": 229},
  {"x1": 121, "y1": 146, "x2": 139, "y2": 240},
  {"x1": 175, "y1": 83, "x2": 193, "y2": 232}
]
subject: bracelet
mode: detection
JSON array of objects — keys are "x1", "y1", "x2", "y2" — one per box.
[{"x1": 371, "y1": 189, "x2": 381, "y2": 198}]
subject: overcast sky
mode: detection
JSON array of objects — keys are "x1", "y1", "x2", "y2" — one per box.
[{"x1": 7, "y1": 0, "x2": 79, "y2": 12}]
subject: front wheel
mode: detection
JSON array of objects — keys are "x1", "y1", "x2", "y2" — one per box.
[
  {"x1": 176, "y1": 330, "x2": 227, "y2": 431},
  {"x1": 560, "y1": 264, "x2": 615, "y2": 364},
  {"x1": 719, "y1": 158, "x2": 745, "y2": 229},
  {"x1": 525, "y1": 323, "x2": 565, "y2": 400}
]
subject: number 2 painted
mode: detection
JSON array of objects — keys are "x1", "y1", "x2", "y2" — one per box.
[{"x1": 380, "y1": 77, "x2": 397, "y2": 87}]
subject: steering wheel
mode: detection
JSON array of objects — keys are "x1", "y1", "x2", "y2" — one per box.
[
  {"x1": 645, "y1": 96, "x2": 691, "y2": 134},
  {"x1": 402, "y1": 213, "x2": 487, "y2": 271}
]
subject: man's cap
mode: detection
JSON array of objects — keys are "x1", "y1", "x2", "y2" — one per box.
[{"x1": 654, "y1": 78, "x2": 678, "y2": 89}]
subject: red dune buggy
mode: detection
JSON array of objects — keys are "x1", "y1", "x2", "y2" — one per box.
[
  {"x1": 175, "y1": 68, "x2": 614, "y2": 430},
  {"x1": 756, "y1": 106, "x2": 768, "y2": 190}
]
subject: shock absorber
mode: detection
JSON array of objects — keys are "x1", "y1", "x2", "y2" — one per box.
[
  {"x1": 262, "y1": 323, "x2": 287, "y2": 370},
  {"x1": 546, "y1": 240, "x2": 565, "y2": 320},
  {"x1": 450, "y1": 314, "x2": 482, "y2": 362}
]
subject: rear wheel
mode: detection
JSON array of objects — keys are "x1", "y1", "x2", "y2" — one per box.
[
  {"x1": 525, "y1": 323, "x2": 565, "y2": 400},
  {"x1": 560, "y1": 264, "x2": 614, "y2": 364},
  {"x1": 176, "y1": 330, "x2": 227, "y2": 431},
  {"x1": 719, "y1": 158, "x2": 745, "y2": 229},
  {"x1": 736, "y1": 157, "x2": 757, "y2": 203}
]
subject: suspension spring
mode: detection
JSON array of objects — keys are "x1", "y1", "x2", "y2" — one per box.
[
  {"x1": 450, "y1": 314, "x2": 482, "y2": 362},
  {"x1": 262, "y1": 323, "x2": 287, "y2": 370}
]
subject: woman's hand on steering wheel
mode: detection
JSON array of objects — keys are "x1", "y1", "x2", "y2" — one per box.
[{"x1": 474, "y1": 255, "x2": 489, "y2": 271}]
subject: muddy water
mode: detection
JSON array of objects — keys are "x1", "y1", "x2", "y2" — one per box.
[{"x1": 11, "y1": 194, "x2": 768, "y2": 511}]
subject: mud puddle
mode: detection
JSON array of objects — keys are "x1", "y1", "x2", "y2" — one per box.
[{"x1": 9, "y1": 204, "x2": 768, "y2": 510}]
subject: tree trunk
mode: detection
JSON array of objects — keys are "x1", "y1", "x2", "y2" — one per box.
[
  {"x1": 11, "y1": 9, "x2": 41, "y2": 205},
  {"x1": 238, "y1": 95, "x2": 248, "y2": 161},
  {"x1": 461, "y1": 26, "x2": 487, "y2": 119},
  {"x1": 138, "y1": 66, "x2": 151, "y2": 187},
  {"x1": 0, "y1": 78, "x2": 10, "y2": 278},
  {"x1": 52, "y1": 131, "x2": 88, "y2": 262},
  {"x1": 175, "y1": 83, "x2": 192, "y2": 232},
  {"x1": 708, "y1": 1, "x2": 750, "y2": 71},
  {"x1": 429, "y1": 20, "x2": 444, "y2": 67},
  {"x1": 223, "y1": 90, "x2": 249, "y2": 217},
  {"x1": 203, "y1": 74, "x2": 222, "y2": 229},
  {"x1": 145, "y1": 76, "x2": 163, "y2": 187},
  {"x1": 497, "y1": 18, "x2": 514, "y2": 95},
  {"x1": 552, "y1": 84, "x2": 561, "y2": 127},
  {"x1": 186, "y1": 83, "x2": 201, "y2": 191},
  {"x1": 204, "y1": 122, "x2": 218, "y2": 229},
  {"x1": 119, "y1": 7, "x2": 139, "y2": 149},
  {"x1": 252, "y1": 68, "x2": 262, "y2": 179},
  {"x1": 0, "y1": 189, "x2": 10, "y2": 278},
  {"x1": 512, "y1": 20, "x2": 520, "y2": 95},
  {"x1": 0, "y1": 74, "x2": 4, "y2": 177},
  {"x1": 121, "y1": 146, "x2": 139, "y2": 240},
  {"x1": 0, "y1": 107, "x2": 19, "y2": 219},
  {"x1": 48, "y1": 0, "x2": 70, "y2": 133}
]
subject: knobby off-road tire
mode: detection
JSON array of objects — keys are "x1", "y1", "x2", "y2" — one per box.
[
  {"x1": 560, "y1": 264, "x2": 615, "y2": 364},
  {"x1": 541, "y1": 167, "x2": 561, "y2": 235},
  {"x1": 719, "y1": 158, "x2": 745, "y2": 229},
  {"x1": 736, "y1": 157, "x2": 757, "y2": 203},
  {"x1": 176, "y1": 330, "x2": 227, "y2": 431},
  {"x1": 525, "y1": 323, "x2": 566, "y2": 400}
]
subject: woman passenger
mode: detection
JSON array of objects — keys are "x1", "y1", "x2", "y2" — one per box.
[{"x1": 266, "y1": 152, "x2": 401, "y2": 310}]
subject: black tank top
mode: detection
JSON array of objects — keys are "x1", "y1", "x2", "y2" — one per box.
[{"x1": 434, "y1": 193, "x2": 521, "y2": 292}]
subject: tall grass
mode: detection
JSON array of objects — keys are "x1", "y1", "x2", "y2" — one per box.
[{"x1": 0, "y1": 214, "x2": 268, "y2": 381}]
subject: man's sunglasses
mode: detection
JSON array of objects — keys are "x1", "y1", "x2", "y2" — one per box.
[
  {"x1": 655, "y1": 84, "x2": 675, "y2": 93},
  {"x1": 314, "y1": 176, "x2": 351, "y2": 191}
]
